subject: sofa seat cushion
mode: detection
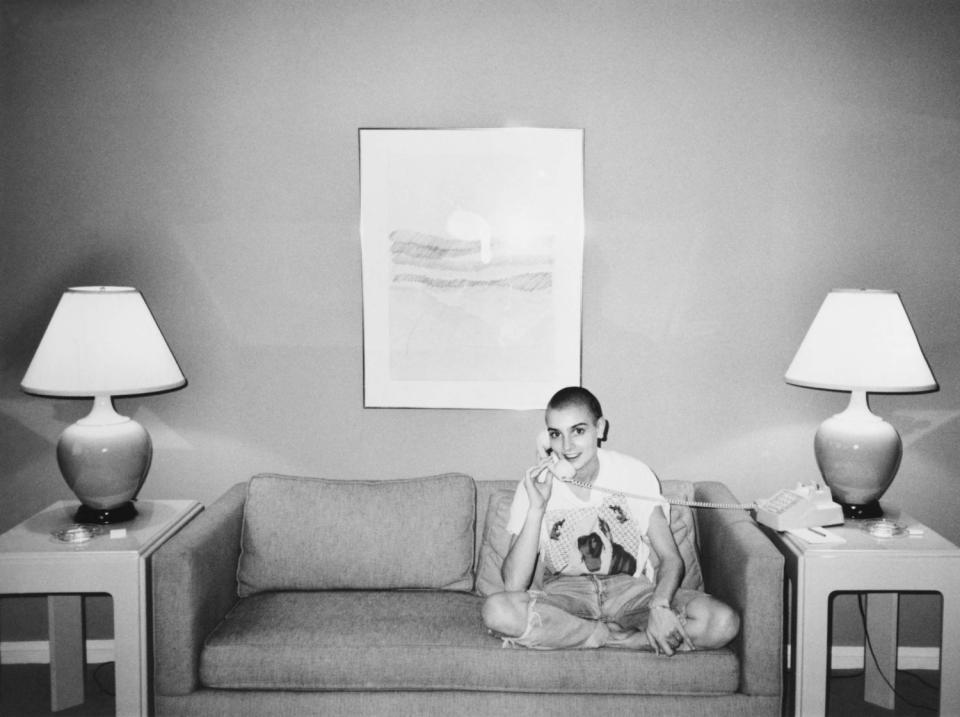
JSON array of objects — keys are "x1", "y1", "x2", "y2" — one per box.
[{"x1": 200, "y1": 591, "x2": 739, "y2": 695}]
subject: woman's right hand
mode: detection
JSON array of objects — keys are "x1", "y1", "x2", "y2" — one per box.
[{"x1": 522, "y1": 457, "x2": 554, "y2": 511}]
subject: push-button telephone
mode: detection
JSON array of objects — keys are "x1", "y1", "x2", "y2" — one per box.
[{"x1": 754, "y1": 483, "x2": 844, "y2": 531}]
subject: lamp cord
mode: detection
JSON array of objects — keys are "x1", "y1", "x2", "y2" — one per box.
[{"x1": 854, "y1": 594, "x2": 937, "y2": 712}]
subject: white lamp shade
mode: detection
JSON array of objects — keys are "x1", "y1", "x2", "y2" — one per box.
[
  {"x1": 785, "y1": 289, "x2": 937, "y2": 393},
  {"x1": 21, "y1": 286, "x2": 186, "y2": 397}
]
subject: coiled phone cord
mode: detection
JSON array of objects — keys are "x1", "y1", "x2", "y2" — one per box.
[{"x1": 553, "y1": 474, "x2": 756, "y2": 511}]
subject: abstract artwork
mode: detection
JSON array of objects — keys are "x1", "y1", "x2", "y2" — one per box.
[{"x1": 359, "y1": 128, "x2": 583, "y2": 409}]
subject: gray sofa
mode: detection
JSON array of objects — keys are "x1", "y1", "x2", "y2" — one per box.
[{"x1": 152, "y1": 472, "x2": 784, "y2": 716}]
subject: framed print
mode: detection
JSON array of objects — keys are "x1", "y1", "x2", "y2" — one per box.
[{"x1": 359, "y1": 127, "x2": 584, "y2": 409}]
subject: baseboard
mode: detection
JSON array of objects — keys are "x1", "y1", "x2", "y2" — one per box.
[
  {"x1": 830, "y1": 645, "x2": 939, "y2": 671},
  {"x1": 0, "y1": 639, "x2": 115, "y2": 665},
  {"x1": 783, "y1": 644, "x2": 939, "y2": 671}
]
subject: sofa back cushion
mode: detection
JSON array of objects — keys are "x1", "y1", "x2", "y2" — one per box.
[
  {"x1": 237, "y1": 472, "x2": 476, "y2": 597},
  {"x1": 475, "y1": 479, "x2": 703, "y2": 595}
]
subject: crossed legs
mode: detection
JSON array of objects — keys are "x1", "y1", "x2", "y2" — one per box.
[{"x1": 482, "y1": 582, "x2": 739, "y2": 652}]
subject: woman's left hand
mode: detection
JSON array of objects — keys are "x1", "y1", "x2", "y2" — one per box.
[{"x1": 645, "y1": 605, "x2": 693, "y2": 656}]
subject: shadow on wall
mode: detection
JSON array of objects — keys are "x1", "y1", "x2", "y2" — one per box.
[
  {"x1": 0, "y1": 403, "x2": 79, "y2": 531},
  {"x1": 660, "y1": 410, "x2": 960, "y2": 509}
]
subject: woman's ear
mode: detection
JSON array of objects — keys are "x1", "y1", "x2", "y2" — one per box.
[{"x1": 597, "y1": 418, "x2": 609, "y2": 443}]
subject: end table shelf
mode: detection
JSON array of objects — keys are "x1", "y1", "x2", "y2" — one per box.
[{"x1": 0, "y1": 499, "x2": 202, "y2": 716}]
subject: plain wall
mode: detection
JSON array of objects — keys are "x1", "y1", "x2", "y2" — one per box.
[{"x1": 2, "y1": 0, "x2": 959, "y2": 650}]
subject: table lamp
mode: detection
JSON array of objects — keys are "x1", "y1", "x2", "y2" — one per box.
[
  {"x1": 785, "y1": 289, "x2": 937, "y2": 519},
  {"x1": 21, "y1": 286, "x2": 186, "y2": 524}
]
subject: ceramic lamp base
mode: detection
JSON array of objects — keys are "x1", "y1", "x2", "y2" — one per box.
[
  {"x1": 814, "y1": 391, "x2": 901, "y2": 519},
  {"x1": 57, "y1": 395, "x2": 152, "y2": 525}
]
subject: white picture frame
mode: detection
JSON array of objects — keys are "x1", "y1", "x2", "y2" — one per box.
[{"x1": 359, "y1": 127, "x2": 584, "y2": 409}]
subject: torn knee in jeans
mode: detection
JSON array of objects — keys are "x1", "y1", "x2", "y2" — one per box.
[
  {"x1": 501, "y1": 595, "x2": 609, "y2": 650},
  {"x1": 499, "y1": 594, "x2": 544, "y2": 648}
]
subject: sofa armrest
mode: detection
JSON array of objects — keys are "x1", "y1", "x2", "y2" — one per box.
[
  {"x1": 152, "y1": 482, "x2": 246, "y2": 696},
  {"x1": 694, "y1": 481, "x2": 783, "y2": 697}
]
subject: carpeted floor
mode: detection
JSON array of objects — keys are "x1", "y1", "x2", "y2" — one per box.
[
  {"x1": 826, "y1": 668, "x2": 940, "y2": 716},
  {"x1": 0, "y1": 663, "x2": 114, "y2": 717},
  {"x1": 0, "y1": 662, "x2": 942, "y2": 716}
]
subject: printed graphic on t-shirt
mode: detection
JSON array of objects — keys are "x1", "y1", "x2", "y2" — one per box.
[{"x1": 542, "y1": 494, "x2": 642, "y2": 577}]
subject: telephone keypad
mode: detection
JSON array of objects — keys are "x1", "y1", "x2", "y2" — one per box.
[{"x1": 766, "y1": 491, "x2": 802, "y2": 514}]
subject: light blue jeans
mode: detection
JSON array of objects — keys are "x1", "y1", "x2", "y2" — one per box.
[{"x1": 501, "y1": 573, "x2": 701, "y2": 650}]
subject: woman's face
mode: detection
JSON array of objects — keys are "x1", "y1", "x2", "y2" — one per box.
[{"x1": 545, "y1": 403, "x2": 604, "y2": 475}]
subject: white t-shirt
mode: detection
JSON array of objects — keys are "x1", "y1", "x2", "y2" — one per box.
[{"x1": 506, "y1": 448, "x2": 665, "y2": 579}]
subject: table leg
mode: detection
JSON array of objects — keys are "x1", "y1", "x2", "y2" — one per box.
[
  {"x1": 47, "y1": 595, "x2": 84, "y2": 711},
  {"x1": 942, "y1": 592, "x2": 960, "y2": 716},
  {"x1": 112, "y1": 582, "x2": 146, "y2": 717},
  {"x1": 795, "y1": 583, "x2": 831, "y2": 716},
  {"x1": 863, "y1": 593, "x2": 897, "y2": 709}
]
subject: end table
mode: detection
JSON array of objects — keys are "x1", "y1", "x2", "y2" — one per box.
[
  {"x1": 0, "y1": 499, "x2": 202, "y2": 715},
  {"x1": 764, "y1": 507, "x2": 960, "y2": 716}
]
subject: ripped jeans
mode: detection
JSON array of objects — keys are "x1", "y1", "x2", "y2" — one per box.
[{"x1": 499, "y1": 573, "x2": 701, "y2": 650}]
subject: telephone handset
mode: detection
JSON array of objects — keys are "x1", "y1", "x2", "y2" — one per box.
[
  {"x1": 535, "y1": 430, "x2": 576, "y2": 482},
  {"x1": 535, "y1": 429, "x2": 551, "y2": 459},
  {"x1": 754, "y1": 484, "x2": 844, "y2": 531}
]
